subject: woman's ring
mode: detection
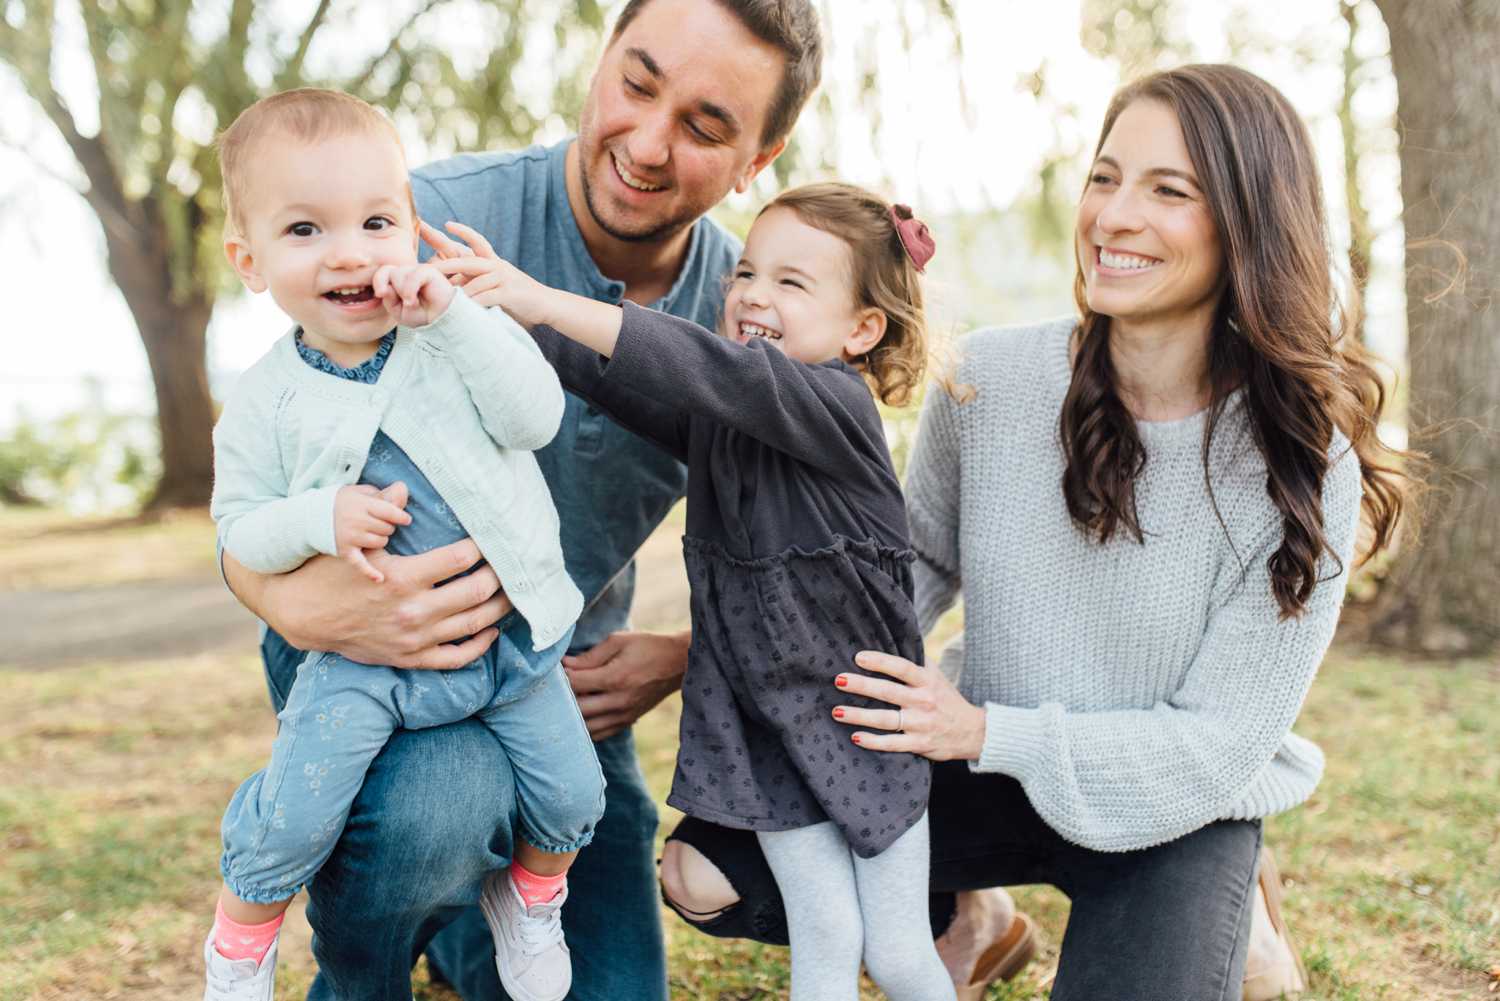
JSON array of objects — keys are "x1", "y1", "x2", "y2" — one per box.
[{"x1": 896, "y1": 709, "x2": 904, "y2": 732}]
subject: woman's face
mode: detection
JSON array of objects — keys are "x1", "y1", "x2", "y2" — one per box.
[{"x1": 1075, "y1": 99, "x2": 1225, "y2": 331}]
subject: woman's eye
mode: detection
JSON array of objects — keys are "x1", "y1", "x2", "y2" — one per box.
[
  {"x1": 287, "y1": 222, "x2": 316, "y2": 237},
  {"x1": 734, "y1": 269, "x2": 754, "y2": 281},
  {"x1": 1156, "y1": 185, "x2": 1187, "y2": 199},
  {"x1": 624, "y1": 77, "x2": 649, "y2": 96},
  {"x1": 779, "y1": 278, "x2": 804, "y2": 290},
  {"x1": 1089, "y1": 173, "x2": 1114, "y2": 186}
]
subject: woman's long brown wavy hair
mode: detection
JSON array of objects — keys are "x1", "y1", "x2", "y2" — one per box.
[{"x1": 1060, "y1": 64, "x2": 1411, "y2": 619}]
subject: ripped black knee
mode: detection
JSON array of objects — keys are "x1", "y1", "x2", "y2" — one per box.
[{"x1": 662, "y1": 816, "x2": 791, "y2": 945}]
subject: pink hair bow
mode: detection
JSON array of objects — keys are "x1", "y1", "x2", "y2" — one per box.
[{"x1": 890, "y1": 204, "x2": 935, "y2": 273}]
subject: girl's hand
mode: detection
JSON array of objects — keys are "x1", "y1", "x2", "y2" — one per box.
[
  {"x1": 372, "y1": 262, "x2": 455, "y2": 327},
  {"x1": 832, "y1": 650, "x2": 988, "y2": 762},
  {"x1": 420, "y1": 219, "x2": 551, "y2": 328}
]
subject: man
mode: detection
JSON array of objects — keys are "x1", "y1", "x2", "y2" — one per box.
[
  {"x1": 224, "y1": 1, "x2": 1028, "y2": 997},
  {"x1": 225, "y1": 1, "x2": 817, "y2": 998}
]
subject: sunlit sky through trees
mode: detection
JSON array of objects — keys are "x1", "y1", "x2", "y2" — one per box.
[{"x1": 0, "y1": 0, "x2": 1403, "y2": 427}]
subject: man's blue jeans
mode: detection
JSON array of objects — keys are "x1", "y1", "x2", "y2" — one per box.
[{"x1": 262, "y1": 629, "x2": 669, "y2": 1001}]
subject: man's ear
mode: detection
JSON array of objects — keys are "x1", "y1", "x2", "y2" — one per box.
[
  {"x1": 733, "y1": 138, "x2": 787, "y2": 195},
  {"x1": 224, "y1": 235, "x2": 267, "y2": 293},
  {"x1": 844, "y1": 307, "x2": 887, "y2": 359}
]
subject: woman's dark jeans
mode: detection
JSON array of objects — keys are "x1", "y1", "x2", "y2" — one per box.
[{"x1": 667, "y1": 761, "x2": 1261, "y2": 1001}]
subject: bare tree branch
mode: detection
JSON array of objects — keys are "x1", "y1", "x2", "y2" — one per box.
[
  {"x1": 76, "y1": 0, "x2": 137, "y2": 156},
  {"x1": 0, "y1": 132, "x2": 86, "y2": 195},
  {"x1": 346, "y1": 0, "x2": 452, "y2": 97},
  {"x1": 2, "y1": 5, "x2": 140, "y2": 247},
  {"x1": 275, "y1": 0, "x2": 334, "y2": 88}
]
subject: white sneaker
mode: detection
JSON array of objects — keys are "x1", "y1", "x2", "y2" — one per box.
[
  {"x1": 202, "y1": 928, "x2": 277, "y2": 1001},
  {"x1": 478, "y1": 870, "x2": 572, "y2": 1001}
]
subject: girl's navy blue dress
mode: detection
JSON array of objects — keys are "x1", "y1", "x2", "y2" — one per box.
[{"x1": 538, "y1": 301, "x2": 929, "y2": 857}]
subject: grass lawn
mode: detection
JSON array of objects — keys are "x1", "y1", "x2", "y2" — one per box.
[{"x1": 2, "y1": 511, "x2": 1496, "y2": 999}]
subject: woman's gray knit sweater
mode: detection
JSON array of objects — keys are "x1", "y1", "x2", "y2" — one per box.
[{"x1": 907, "y1": 318, "x2": 1362, "y2": 853}]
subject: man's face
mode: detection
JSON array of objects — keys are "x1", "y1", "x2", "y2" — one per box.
[{"x1": 575, "y1": 0, "x2": 788, "y2": 244}]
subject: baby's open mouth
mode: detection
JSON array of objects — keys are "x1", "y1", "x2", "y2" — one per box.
[{"x1": 325, "y1": 286, "x2": 376, "y2": 304}]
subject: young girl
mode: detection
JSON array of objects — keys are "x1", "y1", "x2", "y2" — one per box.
[{"x1": 429, "y1": 182, "x2": 957, "y2": 1001}]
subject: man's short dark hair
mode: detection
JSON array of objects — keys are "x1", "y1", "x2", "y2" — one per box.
[{"x1": 611, "y1": 0, "x2": 822, "y2": 149}]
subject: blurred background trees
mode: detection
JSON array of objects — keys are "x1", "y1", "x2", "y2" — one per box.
[
  {"x1": 1365, "y1": 0, "x2": 1499, "y2": 653},
  {"x1": 0, "y1": 0, "x2": 610, "y2": 508},
  {"x1": 1, "y1": 0, "x2": 1495, "y2": 652}
]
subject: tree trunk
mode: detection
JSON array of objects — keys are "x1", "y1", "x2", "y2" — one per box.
[
  {"x1": 1369, "y1": 0, "x2": 1500, "y2": 654},
  {"x1": 103, "y1": 202, "x2": 217, "y2": 511},
  {"x1": 1339, "y1": 1, "x2": 1373, "y2": 306}
]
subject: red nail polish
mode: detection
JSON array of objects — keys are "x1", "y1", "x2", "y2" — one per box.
[
  {"x1": 835, "y1": 676, "x2": 848, "y2": 687},
  {"x1": 833, "y1": 708, "x2": 845, "y2": 719},
  {"x1": 851, "y1": 734, "x2": 862, "y2": 745}
]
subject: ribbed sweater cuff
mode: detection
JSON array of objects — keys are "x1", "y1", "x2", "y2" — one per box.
[
  {"x1": 912, "y1": 557, "x2": 956, "y2": 635},
  {"x1": 907, "y1": 500, "x2": 959, "y2": 578},
  {"x1": 972, "y1": 703, "x2": 1048, "y2": 777},
  {"x1": 304, "y1": 484, "x2": 340, "y2": 557}
]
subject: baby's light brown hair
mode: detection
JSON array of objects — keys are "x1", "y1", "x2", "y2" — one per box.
[
  {"x1": 760, "y1": 183, "x2": 929, "y2": 406},
  {"x1": 217, "y1": 88, "x2": 413, "y2": 236}
]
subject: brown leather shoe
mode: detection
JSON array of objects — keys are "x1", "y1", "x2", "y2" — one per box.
[
  {"x1": 957, "y1": 912, "x2": 1037, "y2": 1000},
  {"x1": 937, "y1": 888, "x2": 1038, "y2": 1001},
  {"x1": 1243, "y1": 845, "x2": 1307, "y2": 1001}
]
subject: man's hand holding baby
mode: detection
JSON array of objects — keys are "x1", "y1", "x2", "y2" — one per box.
[
  {"x1": 334, "y1": 482, "x2": 413, "y2": 583},
  {"x1": 373, "y1": 262, "x2": 455, "y2": 328}
]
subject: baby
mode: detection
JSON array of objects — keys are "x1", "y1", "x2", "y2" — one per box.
[{"x1": 203, "y1": 88, "x2": 600, "y2": 1001}]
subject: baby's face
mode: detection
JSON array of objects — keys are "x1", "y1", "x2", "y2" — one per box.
[
  {"x1": 226, "y1": 131, "x2": 418, "y2": 348},
  {"x1": 722, "y1": 207, "x2": 875, "y2": 367}
]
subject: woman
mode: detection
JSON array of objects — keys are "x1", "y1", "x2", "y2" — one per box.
[{"x1": 660, "y1": 63, "x2": 1410, "y2": 1000}]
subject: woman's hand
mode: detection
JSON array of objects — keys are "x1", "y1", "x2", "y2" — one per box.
[{"x1": 832, "y1": 650, "x2": 988, "y2": 762}]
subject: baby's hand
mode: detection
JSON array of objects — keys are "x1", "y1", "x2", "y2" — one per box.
[
  {"x1": 421, "y1": 220, "x2": 552, "y2": 328},
  {"x1": 373, "y1": 262, "x2": 456, "y2": 328},
  {"x1": 333, "y1": 483, "x2": 413, "y2": 583}
]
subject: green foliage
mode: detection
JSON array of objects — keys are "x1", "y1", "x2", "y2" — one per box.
[
  {"x1": 0, "y1": 393, "x2": 159, "y2": 510},
  {"x1": 1080, "y1": 0, "x2": 1193, "y2": 78},
  {"x1": 0, "y1": 1, "x2": 611, "y2": 301}
]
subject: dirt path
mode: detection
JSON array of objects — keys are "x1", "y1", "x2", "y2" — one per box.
[{"x1": 1, "y1": 524, "x2": 690, "y2": 670}]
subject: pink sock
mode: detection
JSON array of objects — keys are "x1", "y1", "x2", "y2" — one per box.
[
  {"x1": 213, "y1": 899, "x2": 284, "y2": 963},
  {"x1": 509, "y1": 862, "x2": 567, "y2": 907}
]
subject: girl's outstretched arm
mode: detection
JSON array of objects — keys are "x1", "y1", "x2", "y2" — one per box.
[
  {"x1": 604, "y1": 301, "x2": 890, "y2": 484},
  {"x1": 424, "y1": 220, "x2": 623, "y2": 357},
  {"x1": 422, "y1": 220, "x2": 687, "y2": 461}
]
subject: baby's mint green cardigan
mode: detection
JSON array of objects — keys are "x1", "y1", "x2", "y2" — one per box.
[{"x1": 210, "y1": 289, "x2": 583, "y2": 650}]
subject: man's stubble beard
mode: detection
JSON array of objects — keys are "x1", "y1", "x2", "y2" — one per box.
[{"x1": 576, "y1": 141, "x2": 702, "y2": 245}]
